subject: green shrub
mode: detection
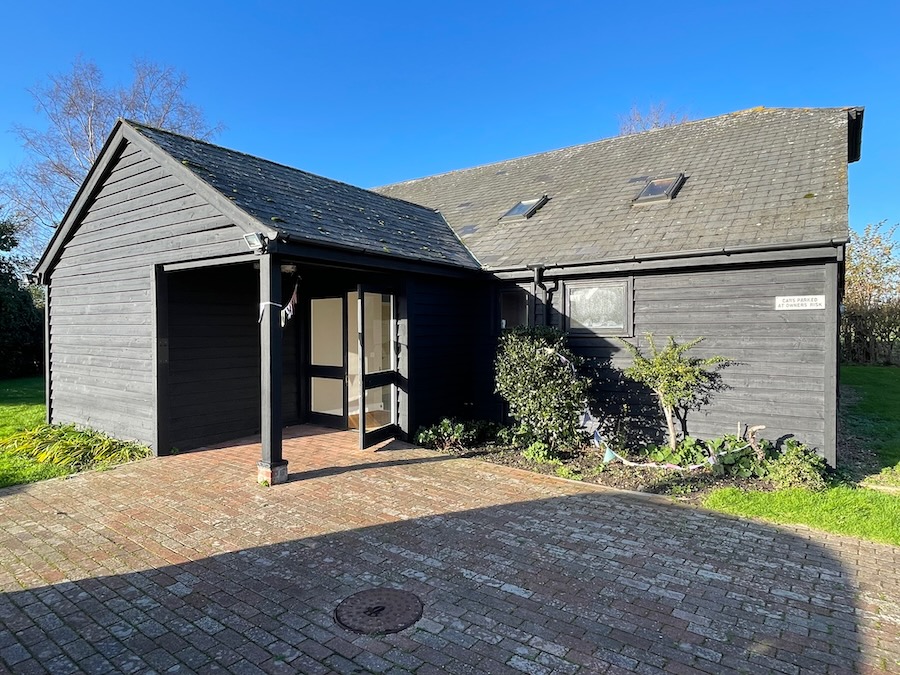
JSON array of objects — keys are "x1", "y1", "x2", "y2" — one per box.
[
  {"x1": 554, "y1": 465, "x2": 583, "y2": 481},
  {"x1": 416, "y1": 419, "x2": 468, "y2": 451},
  {"x1": 522, "y1": 441, "x2": 558, "y2": 465},
  {"x1": 0, "y1": 424, "x2": 151, "y2": 471},
  {"x1": 495, "y1": 326, "x2": 590, "y2": 451},
  {"x1": 766, "y1": 439, "x2": 829, "y2": 491},
  {"x1": 415, "y1": 418, "x2": 500, "y2": 452},
  {"x1": 642, "y1": 434, "x2": 771, "y2": 479},
  {"x1": 620, "y1": 334, "x2": 732, "y2": 450}
]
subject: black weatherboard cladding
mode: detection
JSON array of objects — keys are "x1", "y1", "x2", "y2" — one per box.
[{"x1": 46, "y1": 140, "x2": 249, "y2": 446}]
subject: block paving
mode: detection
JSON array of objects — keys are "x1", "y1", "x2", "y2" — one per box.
[{"x1": 0, "y1": 426, "x2": 898, "y2": 674}]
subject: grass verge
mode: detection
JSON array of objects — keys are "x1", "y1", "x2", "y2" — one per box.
[
  {"x1": 704, "y1": 486, "x2": 900, "y2": 546},
  {"x1": 703, "y1": 365, "x2": 900, "y2": 545},
  {"x1": 1, "y1": 377, "x2": 152, "y2": 488},
  {"x1": 0, "y1": 452, "x2": 69, "y2": 489}
]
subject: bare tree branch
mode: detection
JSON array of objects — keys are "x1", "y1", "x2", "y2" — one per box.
[
  {"x1": 1, "y1": 57, "x2": 222, "y2": 252},
  {"x1": 618, "y1": 102, "x2": 690, "y2": 136}
]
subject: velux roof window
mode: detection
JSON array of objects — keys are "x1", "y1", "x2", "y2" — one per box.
[
  {"x1": 633, "y1": 173, "x2": 686, "y2": 204},
  {"x1": 499, "y1": 194, "x2": 549, "y2": 221}
]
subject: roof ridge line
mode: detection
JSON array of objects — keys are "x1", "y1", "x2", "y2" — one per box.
[{"x1": 375, "y1": 106, "x2": 858, "y2": 189}]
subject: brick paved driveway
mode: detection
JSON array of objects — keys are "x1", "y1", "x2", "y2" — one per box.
[{"x1": 1, "y1": 426, "x2": 898, "y2": 674}]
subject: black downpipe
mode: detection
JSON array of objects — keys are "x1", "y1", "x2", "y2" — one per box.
[{"x1": 527, "y1": 264, "x2": 544, "y2": 327}]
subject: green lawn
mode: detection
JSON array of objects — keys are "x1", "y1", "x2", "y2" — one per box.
[
  {"x1": 0, "y1": 377, "x2": 45, "y2": 438},
  {"x1": 0, "y1": 376, "x2": 67, "y2": 488},
  {"x1": 704, "y1": 365, "x2": 900, "y2": 544},
  {"x1": 705, "y1": 486, "x2": 900, "y2": 546},
  {"x1": 840, "y1": 364, "x2": 900, "y2": 467}
]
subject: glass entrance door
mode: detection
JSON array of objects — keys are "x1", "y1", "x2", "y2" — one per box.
[
  {"x1": 308, "y1": 295, "x2": 347, "y2": 426},
  {"x1": 353, "y1": 286, "x2": 399, "y2": 447},
  {"x1": 306, "y1": 288, "x2": 399, "y2": 446}
]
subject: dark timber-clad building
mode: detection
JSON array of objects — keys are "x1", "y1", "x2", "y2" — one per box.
[{"x1": 34, "y1": 107, "x2": 863, "y2": 481}]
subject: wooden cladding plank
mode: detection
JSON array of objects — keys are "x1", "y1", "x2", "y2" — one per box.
[
  {"x1": 51, "y1": 268, "x2": 149, "y2": 288},
  {"x1": 51, "y1": 240, "x2": 247, "y2": 279},
  {"x1": 51, "y1": 278, "x2": 151, "y2": 298},
  {"x1": 65, "y1": 213, "x2": 234, "y2": 252},
  {"x1": 636, "y1": 284, "x2": 825, "y2": 302},
  {"x1": 52, "y1": 344, "x2": 150, "y2": 360},
  {"x1": 50, "y1": 362, "x2": 152, "y2": 383},
  {"x1": 52, "y1": 302, "x2": 151, "y2": 317},
  {"x1": 637, "y1": 309, "x2": 826, "y2": 323},
  {"x1": 53, "y1": 391, "x2": 154, "y2": 418},
  {"x1": 633, "y1": 267, "x2": 824, "y2": 290},
  {"x1": 51, "y1": 351, "x2": 152, "y2": 369},
  {"x1": 634, "y1": 296, "x2": 825, "y2": 312},
  {"x1": 51, "y1": 376, "x2": 154, "y2": 398},
  {"x1": 51, "y1": 291, "x2": 153, "y2": 308},
  {"x1": 52, "y1": 334, "x2": 152, "y2": 350},
  {"x1": 626, "y1": 322, "x2": 825, "y2": 337},
  {"x1": 77, "y1": 193, "x2": 213, "y2": 235},
  {"x1": 50, "y1": 314, "x2": 153, "y2": 327},
  {"x1": 52, "y1": 406, "x2": 154, "y2": 439},
  {"x1": 92, "y1": 164, "x2": 171, "y2": 202},
  {"x1": 57, "y1": 226, "x2": 242, "y2": 270},
  {"x1": 83, "y1": 180, "x2": 196, "y2": 220}
]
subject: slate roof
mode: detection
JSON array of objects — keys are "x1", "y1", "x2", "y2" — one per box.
[
  {"x1": 128, "y1": 122, "x2": 481, "y2": 270},
  {"x1": 375, "y1": 107, "x2": 860, "y2": 271}
]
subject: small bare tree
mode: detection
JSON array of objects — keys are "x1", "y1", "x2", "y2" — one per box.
[
  {"x1": 3, "y1": 58, "x2": 222, "y2": 250},
  {"x1": 618, "y1": 102, "x2": 689, "y2": 135}
]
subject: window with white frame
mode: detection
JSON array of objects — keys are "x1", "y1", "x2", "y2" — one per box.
[{"x1": 565, "y1": 280, "x2": 632, "y2": 336}]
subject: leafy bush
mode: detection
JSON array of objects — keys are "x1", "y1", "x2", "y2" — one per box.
[
  {"x1": 522, "y1": 441, "x2": 557, "y2": 465},
  {"x1": 766, "y1": 439, "x2": 829, "y2": 491},
  {"x1": 0, "y1": 424, "x2": 151, "y2": 471},
  {"x1": 495, "y1": 326, "x2": 590, "y2": 451},
  {"x1": 415, "y1": 418, "x2": 500, "y2": 452},
  {"x1": 642, "y1": 434, "x2": 771, "y2": 479},
  {"x1": 0, "y1": 219, "x2": 43, "y2": 378},
  {"x1": 554, "y1": 465, "x2": 583, "y2": 481},
  {"x1": 621, "y1": 334, "x2": 732, "y2": 450},
  {"x1": 415, "y1": 419, "x2": 469, "y2": 451}
]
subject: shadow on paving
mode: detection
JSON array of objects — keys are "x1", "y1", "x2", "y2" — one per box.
[{"x1": 1, "y1": 489, "x2": 895, "y2": 675}]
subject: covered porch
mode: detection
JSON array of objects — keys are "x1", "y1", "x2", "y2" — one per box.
[{"x1": 154, "y1": 244, "x2": 491, "y2": 484}]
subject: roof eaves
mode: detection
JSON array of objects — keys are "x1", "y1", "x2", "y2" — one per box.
[
  {"x1": 485, "y1": 237, "x2": 850, "y2": 274},
  {"x1": 847, "y1": 106, "x2": 864, "y2": 163}
]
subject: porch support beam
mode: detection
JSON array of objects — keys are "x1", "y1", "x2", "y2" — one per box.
[{"x1": 258, "y1": 254, "x2": 288, "y2": 485}]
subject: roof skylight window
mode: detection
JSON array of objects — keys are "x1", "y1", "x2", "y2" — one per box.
[
  {"x1": 633, "y1": 173, "x2": 686, "y2": 204},
  {"x1": 499, "y1": 195, "x2": 548, "y2": 221}
]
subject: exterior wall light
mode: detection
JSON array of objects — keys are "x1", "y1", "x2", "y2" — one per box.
[{"x1": 243, "y1": 232, "x2": 266, "y2": 253}]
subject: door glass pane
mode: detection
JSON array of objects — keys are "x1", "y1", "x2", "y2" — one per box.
[
  {"x1": 347, "y1": 290, "x2": 359, "y2": 382},
  {"x1": 311, "y1": 377, "x2": 343, "y2": 416},
  {"x1": 311, "y1": 298, "x2": 342, "y2": 366},
  {"x1": 364, "y1": 384, "x2": 394, "y2": 431},
  {"x1": 364, "y1": 292, "x2": 392, "y2": 374}
]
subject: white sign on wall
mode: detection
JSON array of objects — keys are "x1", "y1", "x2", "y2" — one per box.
[{"x1": 775, "y1": 295, "x2": 826, "y2": 311}]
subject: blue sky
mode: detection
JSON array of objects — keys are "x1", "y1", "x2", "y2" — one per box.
[{"x1": 1, "y1": 1, "x2": 897, "y2": 238}]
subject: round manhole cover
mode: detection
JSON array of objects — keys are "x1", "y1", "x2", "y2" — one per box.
[{"x1": 334, "y1": 588, "x2": 423, "y2": 635}]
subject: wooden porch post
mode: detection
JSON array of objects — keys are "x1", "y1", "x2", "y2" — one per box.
[{"x1": 258, "y1": 254, "x2": 288, "y2": 484}]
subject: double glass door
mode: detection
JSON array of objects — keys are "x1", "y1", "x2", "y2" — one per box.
[{"x1": 308, "y1": 286, "x2": 398, "y2": 447}]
